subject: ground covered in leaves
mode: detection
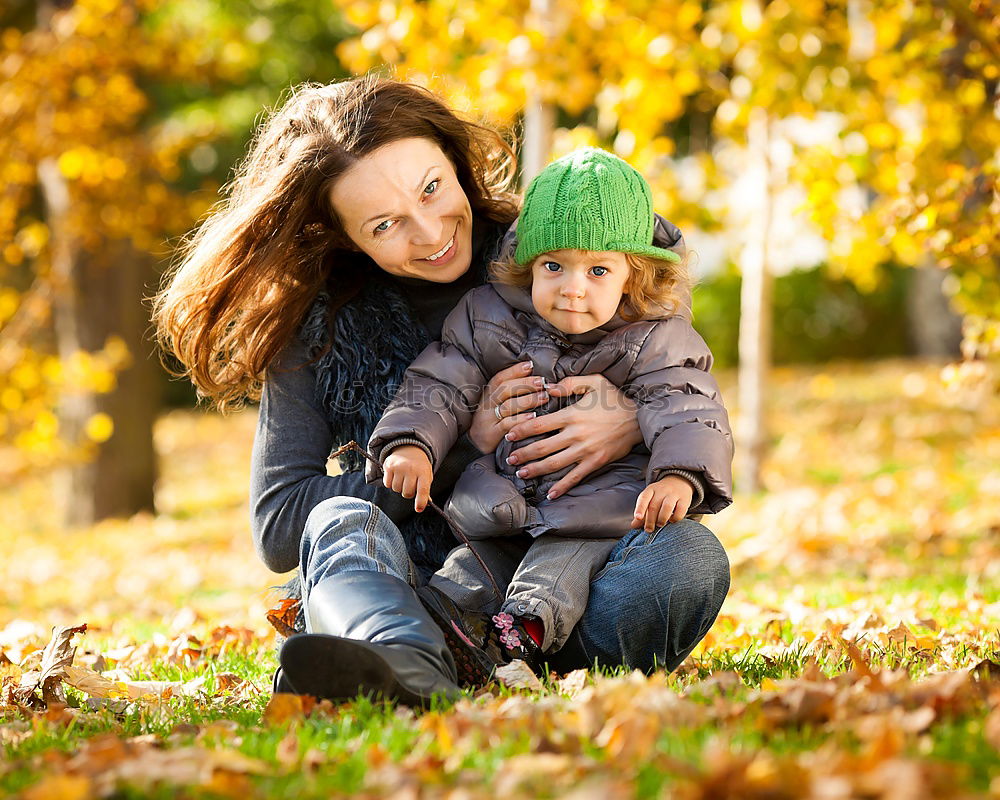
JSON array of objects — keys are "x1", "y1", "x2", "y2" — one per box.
[{"x1": 1, "y1": 359, "x2": 998, "y2": 799}]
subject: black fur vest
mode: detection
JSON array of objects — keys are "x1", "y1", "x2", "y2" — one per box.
[{"x1": 297, "y1": 275, "x2": 461, "y2": 577}]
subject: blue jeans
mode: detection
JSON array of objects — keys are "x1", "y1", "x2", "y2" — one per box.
[{"x1": 299, "y1": 496, "x2": 730, "y2": 673}]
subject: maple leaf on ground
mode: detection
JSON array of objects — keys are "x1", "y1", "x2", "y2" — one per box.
[
  {"x1": 261, "y1": 692, "x2": 334, "y2": 725},
  {"x1": 266, "y1": 598, "x2": 299, "y2": 638}
]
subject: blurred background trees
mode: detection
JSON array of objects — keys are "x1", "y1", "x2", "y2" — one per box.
[
  {"x1": 1, "y1": 0, "x2": 996, "y2": 520},
  {"x1": 0, "y1": 0, "x2": 348, "y2": 523}
]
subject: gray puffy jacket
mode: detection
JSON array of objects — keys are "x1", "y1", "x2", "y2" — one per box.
[{"x1": 366, "y1": 264, "x2": 734, "y2": 541}]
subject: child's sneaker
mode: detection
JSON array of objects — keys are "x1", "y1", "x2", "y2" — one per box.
[
  {"x1": 416, "y1": 587, "x2": 546, "y2": 686},
  {"x1": 485, "y1": 611, "x2": 545, "y2": 676}
]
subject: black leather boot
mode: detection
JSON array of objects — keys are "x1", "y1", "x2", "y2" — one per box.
[{"x1": 278, "y1": 572, "x2": 461, "y2": 706}]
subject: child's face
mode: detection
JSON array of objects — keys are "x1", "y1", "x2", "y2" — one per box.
[{"x1": 530, "y1": 249, "x2": 631, "y2": 335}]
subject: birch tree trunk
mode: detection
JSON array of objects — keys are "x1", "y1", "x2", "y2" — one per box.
[
  {"x1": 520, "y1": 0, "x2": 554, "y2": 185},
  {"x1": 736, "y1": 108, "x2": 773, "y2": 493}
]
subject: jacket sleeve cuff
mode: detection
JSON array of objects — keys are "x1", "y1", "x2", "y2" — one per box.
[
  {"x1": 378, "y1": 437, "x2": 435, "y2": 467},
  {"x1": 655, "y1": 468, "x2": 705, "y2": 511}
]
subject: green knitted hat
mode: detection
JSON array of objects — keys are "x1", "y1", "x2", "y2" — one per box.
[{"x1": 514, "y1": 147, "x2": 680, "y2": 266}]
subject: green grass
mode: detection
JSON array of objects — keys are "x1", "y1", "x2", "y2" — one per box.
[{"x1": 3, "y1": 360, "x2": 999, "y2": 798}]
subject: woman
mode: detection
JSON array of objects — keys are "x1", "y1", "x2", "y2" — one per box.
[{"x1": 154, "y1": 74, "x2": 731, "y2": 704}]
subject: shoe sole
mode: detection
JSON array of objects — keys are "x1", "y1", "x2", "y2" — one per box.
[
  {"x1": 279, "y1": 633, "x2": 446, "y2": 707},
  {"x1": 418, "y1": 594, "x2": 495, "y2": 688}
]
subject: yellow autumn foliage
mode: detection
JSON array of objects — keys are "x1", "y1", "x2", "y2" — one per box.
[
  {"x1": 338, "y1": 0, "x2": 998, "y2": 357},
  {"x1": 0, "y1": 0, "x2": 238, "y2": 471}
]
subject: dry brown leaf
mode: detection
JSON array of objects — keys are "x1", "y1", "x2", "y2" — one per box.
[
  {"x1": 0, "y1": 720, "x2": 31, "y2": 747},
  {"x1": 801, "y1": 657, "x2": 825, "y2": 682},
  {"x1": 494, "y1": 659, "x2": 543, "y2": 691},
  {"x1": 14, "y1": 624, "x2": 87, "y2": 708},
  {"x1": 555, "y1": 669, "x2": 588, "y2": 698},
  {"x1": 906, "y1": 670, "x2": 974, "y2": 715},
  {"x1": 205, "y1": 748, "x2": 271, "y2": 775},
  {"x1": 899, "y1": 705, "x2": 936, "y2": 734},
  {"x1": 20, "y1": 773, "x2": 93, "y2": 800},
  {"x1": 275, "y1": 730, "x2": 300, "y2": 768},
  {"x1": 214, "y1": 672, "x2": 242, "y2": 693},
  {"x1": 759, "y1": 681, "x2": 837, "y2": 728},
  {"x1": 971, "y1": 658, "x2": 1000, "y2": 681},
  {"x1": 684, "y1": 670, "x2": 742, "y2": 697},
  {"x1": 266, "y1": 598, "x2": 300, "y2": 638},
  {"x1": 126, "y1": 677, "x2": 206, "y2": 700},
  {"x1": 263, "y1": 692, "x2": 310, "y2": 725},
  {"x1": 802, "y1": 631, "x2": 845, "y2": 663},
  {"x1": 66, "y1": 732, "x2": 130, "y2": 774},
  {"x1": 165, "y1": 633, "x2": 202, "y2": 665},
  {"x1": 842, "y1": 638, "x2": 876, "y2": 678},
  {"x1": 594, "y1": 712, "x2": 661, "y2": 762},
  {"x1": 984, "y1": 707, "x2": 1000, "y2": 752},
  {"x1": 559, "y1": 777, "x2": 634, "y2": 800},
  {"x1": 169, "y1": 723, "x2": 201, "y2": 741},
  {"x1": 201, "y1": 770, "x2": 252, "y2": 800},
  {"x1": 63, "y1": 665, "x2": 133, "y2": 700},
  {"x1": 205, "y1": 626, "x2": 257, "y2": 657},
  {"x1": 493, "y1": 753, "x2": 587, "y2": 796},
  {"x1": 64, "y1": 736, "x2": 269, "y2": 796},
  {"x1": 196, "y1": 720, "x2": 241, "y2": 744},
  {"x1": 102, "y1": 645, "x2": 136, "y2": 663},
  {"x1": 102, "y1": 746, "x2": 211, "y2": 789},
  {"x1": 886, "y1": 622, "x2": 917, "y2": 646},
  {"x1": 302, "y1": 747, "x2": 327, "y2": 772}
]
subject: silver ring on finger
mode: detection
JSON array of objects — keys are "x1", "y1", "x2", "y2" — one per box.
[{"x1": 494, "y1": 404, "x2": 504, "y2": 421}]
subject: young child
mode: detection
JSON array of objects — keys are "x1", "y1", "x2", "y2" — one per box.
[{"x1": 366, "y1": 147, "x2": 733, "y2": 679}]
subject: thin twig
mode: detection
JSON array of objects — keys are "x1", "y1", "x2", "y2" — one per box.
[{"x1": 331, "y1": 441, "x2": 504, "y2": 601}]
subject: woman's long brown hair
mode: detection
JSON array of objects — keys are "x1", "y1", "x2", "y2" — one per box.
[{"x1": 153, "y1": 74, "x2": 519, "y2": 410}]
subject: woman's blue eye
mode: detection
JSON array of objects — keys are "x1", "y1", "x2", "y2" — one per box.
[
  {"x1": 374, "y1": 220, "x2": 393, "y2": 233},
  {"x1": 591, "y1": 266, "x2": 608, "y2": 277},
  {"x1": 423, "y1": 180, "x2": 439, "y2": 195},
  {"x1": 542, "y1": 261, "x2": 561, "y2": 272}
]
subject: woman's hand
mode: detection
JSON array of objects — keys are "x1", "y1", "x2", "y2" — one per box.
[
  {"x1": 468, "y1": 360, "x2": 550, "y2": 454},
  {"x1": 504, "y1": 374, "x2": 642, "y2": 500},
  {"x1": 382, "y1": 445, "x2": 434, "y2": 512}
]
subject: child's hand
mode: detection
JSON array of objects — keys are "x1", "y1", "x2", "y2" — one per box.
[
  {"x1": 382, "y1": 446, "x2": 433, "y2": 512},
  {"x1": 631, "y1": 475, "x2": 694, "y2": 532}
]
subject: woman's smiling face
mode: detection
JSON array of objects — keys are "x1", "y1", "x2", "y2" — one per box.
[{"x1": 329, "y1": 137, "x2": 474, "y2": 282}]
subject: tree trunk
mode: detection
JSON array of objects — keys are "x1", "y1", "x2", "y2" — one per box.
[
  {"x1": 736, "y1": 108, "x2": 773, "y2": 493},
  {"x1": 521, "y1": 0, "x2": 555, "y2": 185},
  {"x1": 906, "y1": 261, "x2": 963, "y2": 358},
  {"x1": 38, "y1": 158, "x2": 158, "y2": 526}
]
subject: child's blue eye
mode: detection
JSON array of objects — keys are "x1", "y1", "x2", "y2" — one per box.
[
  {"x1": 591, "y1": 266, "x2": 609, "y2": 277},
  {"x1": 542, "y1": 261, "x2": 561, "y2": 272},
  {"x1": 423, "y1": 180, "x2": 439, "y2": 195}
]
